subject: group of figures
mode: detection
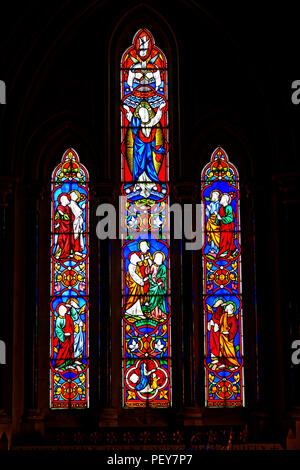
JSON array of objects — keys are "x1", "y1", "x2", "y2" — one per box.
[
  {"x1": 48, "y1": 35, "x2": 244, "y2": 411},
  {"x1": 50, "y1": 149, "x2": 89, "y2": 408},
  {"x1": 202, "y1": 148, "x2": 244, "y2": 407},
  {"x1": 53, "y1": 190, "x2": 86, "y2": 260},
  {"x1": 124, "y1": 240, "x2": 168, "y2": 322},
  {"x1": 121, "y1": 30, "x2": 171, "y2": 407},
  {"x1": 53, "y1": 298, "x2": 87, "y2": 372},
  {"x1": 205, "y1": 189, "x2": 239, "y2": 260},
  {"x1": 207, "y1": 298, "x2": 239, "y2": 371}
]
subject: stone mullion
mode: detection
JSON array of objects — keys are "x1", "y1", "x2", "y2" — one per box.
[
  {"x1": 0, "y1": 179, "x2": 14, "y2": 429},
  {"x1": 92, "y1": 183, "x2": 118, "y2": 426},
  {"x1": 174, "y1": 182, "x2": 203, "y2": 425}
]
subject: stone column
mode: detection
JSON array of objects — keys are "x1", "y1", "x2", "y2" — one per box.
[
  {"x1": 0, "y1": 177, "x2": 14, "y2": 448},
  {"x1": 93, "y1": 182, "x2": 118, "y2": 427},
  {"x1": 21, "y1": 182, "x2": 45, "y2": 436},
  {"x1": 173, "y1": 182, "x2": 203, "y2": 426}
]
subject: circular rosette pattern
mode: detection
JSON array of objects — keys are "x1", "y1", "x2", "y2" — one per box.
[{"x1": 125, "y1": 358, "x2": 169, "y2": 401}]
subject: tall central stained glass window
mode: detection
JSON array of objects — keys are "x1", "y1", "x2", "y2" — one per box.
[{"x1": 120, "y1": 29, "x2": 172, "y2": 407}]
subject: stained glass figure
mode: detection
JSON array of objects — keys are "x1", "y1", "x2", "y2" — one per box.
[
  {"x1": 50, "y1": 148, "x2": 89, "y2": 408},
  {"x1": 202, "y1": 147, "x2": 245, "y2": 407},
  {"x1": 121, "y1": 29, "x2": 171, "y2": 407}
]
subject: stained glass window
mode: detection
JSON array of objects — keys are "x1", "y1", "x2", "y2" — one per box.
[
  {"x1": 50, "y1": 148, "x2": 89, "y2": 409},
  {"x1": 120, "y1": 29, "x2": 171, "y2": 407},
  {"x1": 202, "y1": 147, "x2": 245, "y2": 407}
]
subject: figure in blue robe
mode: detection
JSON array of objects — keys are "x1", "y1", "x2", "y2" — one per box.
[
  {"x1": 131, "y1": 116, "x2": 165, "y2": 182},
  {"x1": 135, "y1": 362, "x2": 155, "y2": 392},
  {"x1": 123, "y1": 102, "x2": 167, "y2": 186}
]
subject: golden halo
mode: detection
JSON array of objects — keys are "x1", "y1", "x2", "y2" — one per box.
[
  {"x1": 66, "y1": 297, "x2": 79, "y2": 307},
  {"x1": 69, "y1": 189, "x2": 81, "y2": 202},
  {"x1": 209, "y1": 189, "x2": 222, "y2": 200},
  {"x1": 133, "y1": 100, "x2": 155, "y2": 120},
  {"x1": 153, "y1": 250, "x2": 166, "y2": 262}
]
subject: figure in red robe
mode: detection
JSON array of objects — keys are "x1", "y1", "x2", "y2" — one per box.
[
  {"x1": 207, "y1": 298, "x2": 225, "y2": 370},
  {"x1": 54, "y1": 193, "x2": 72, "y2": 259},
  {"x1": 208, "y1": 299, "x2": 239, "y2": 371},
  {"x1": 69, "y1": 190, "x2": 85, "y2": 257},
  {"x1": 53, "y1": 303, "x2": 74, "y2": 370},
  {"x1": 218, "y1": 302, "x2": 239, "y2": 369}
]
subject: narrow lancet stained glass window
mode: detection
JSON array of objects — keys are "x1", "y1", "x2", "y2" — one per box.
[
  {"x1": 121, "y1": 29, "x2": 171, "y2": 407},
  {"x1": 202, "y1": 147, "x2": 245, "y2": 407},
  {"x1": 50, "y1": 148, "x2": 89, "y2": 408}
]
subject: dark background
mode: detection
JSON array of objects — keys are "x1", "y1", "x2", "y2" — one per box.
[{"x1": 0, "y1": 0, "x2": 299, "y2": 450}]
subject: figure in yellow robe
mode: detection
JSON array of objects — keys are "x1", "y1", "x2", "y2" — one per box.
[
  {"x1": 218, "y1": 301, "x2": 240, "y2": 370},
  {"x1": 125, "y1": 252, "x2": 147, "y2": 319},
  {"x1": 205, "y1": 190, "x2": 222, "y2": 260}
]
